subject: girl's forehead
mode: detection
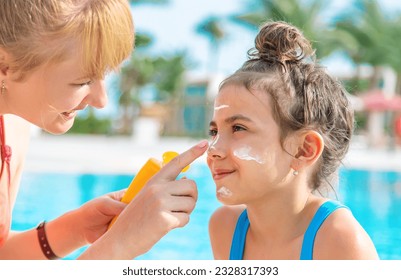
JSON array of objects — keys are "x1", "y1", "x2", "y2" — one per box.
[{"x1": 215, "y1": 84, "x2": 271, "y2": 109}]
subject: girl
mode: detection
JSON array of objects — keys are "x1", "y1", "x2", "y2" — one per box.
[{"x1": 207, "y1": 21, "x2": 378, "y2": 260}]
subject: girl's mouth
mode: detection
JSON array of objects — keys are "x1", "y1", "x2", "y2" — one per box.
[{"x1": 213, "y1": 169, "x2": 235, "y2": 180}]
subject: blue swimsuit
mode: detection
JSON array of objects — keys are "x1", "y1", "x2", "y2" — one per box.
[{"x1": 229, "y1": 200, "x2": 348, "y2": 260}]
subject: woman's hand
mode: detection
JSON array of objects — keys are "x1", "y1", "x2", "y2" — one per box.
[
  {"x1": 74, "y1": 190, "x2": 127, "y2": 244},
  {"x1": 78, "y1": 140, "x2": 209, "y2": 259}
]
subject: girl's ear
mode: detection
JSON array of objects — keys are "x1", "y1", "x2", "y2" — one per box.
[{"x1": 292, "y1": 130, "x2": 324, "y2": 169}]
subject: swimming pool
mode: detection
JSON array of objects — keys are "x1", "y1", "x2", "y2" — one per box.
[{"x1": 12, "y1": 164, "x2": 401, "y2": 260}]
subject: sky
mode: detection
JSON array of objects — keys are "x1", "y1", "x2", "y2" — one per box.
[
  {"x1": 100, "y1": 0, "x2": 401, "y2": 117},
  {"x1": 130, "y1": 0, "x2": 401, "y2": 78},
  {"x1": 131, "y1": 0, "x2": 251, "y2": 77}
]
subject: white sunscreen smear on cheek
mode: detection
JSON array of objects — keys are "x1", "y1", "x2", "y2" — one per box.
[
  {"x1": 217, "y1": 186, "x2": 233, "y2": 197},
  {"x1": 233, "y1": 145, "x2": 265, "y2": 164}
]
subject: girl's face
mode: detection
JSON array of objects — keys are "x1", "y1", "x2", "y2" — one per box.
[
  {"x1": 5, "y1": 50, "x2": 107, "y2": 134},
  {"x1": 207, "y1": 84, "x2": 294, "y2": 205}
]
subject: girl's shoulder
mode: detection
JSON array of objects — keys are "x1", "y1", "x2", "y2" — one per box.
[
  {"x1": 209, "y1": 205, "x2": 246, "y2": 259},
  {"x1": 313, "y1": 201, "x2": 379, "y2": 259}
]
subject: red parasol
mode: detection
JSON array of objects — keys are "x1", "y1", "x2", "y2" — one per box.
[{"x1": 359, "y1": 89, "x2": 401, "y2": 111}]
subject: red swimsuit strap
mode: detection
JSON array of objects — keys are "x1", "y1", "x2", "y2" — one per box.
[{"x1": 0, "y1": 115, "x2": 11, "y2": 187}]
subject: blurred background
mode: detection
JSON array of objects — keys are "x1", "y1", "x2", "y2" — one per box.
[
  {"x1": 50, "y1": 0, "x2": 401, "y2": 150},
  {"x1": 18, "y1": 0, "x2": 401, "y2": 260}
]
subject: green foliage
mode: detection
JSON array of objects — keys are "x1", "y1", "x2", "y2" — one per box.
[
  {"x1": 354, "y1": 111, "x2": 368, "y2": 132},
  {"x1": 196, "y1": 16, "x2": 225, "y2": 43},
  {"x1": 135, "y1": 32, "x2": 153, "y2": 48},
  {"x1": 230, "y1": 0, "x2": 332, "y2": 58},
  {"x1": 195, "y1": 16, "x2": 227, "y2": 72},
  {"x1": 335, "y1": 0, "x2": 392, "y2": 66},
  {"x1": 342, "y1": 78, "x2": 370, "y2": 94},
  {"x1": 68, "y1": 110, "x2": 112, "y2": 135},
  {"x1": 116, "y1": 52, "x2": 189, "y2": 134},
  {"x1": 119, "y1": 52, "x2": 188, "y2": 104}
]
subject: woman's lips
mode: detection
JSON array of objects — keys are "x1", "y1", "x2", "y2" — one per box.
[
  {"x1": 212, "y1": 169, "x2": 235, "y2": 180},
  {"x1": 61, "y1": 105, "x2": 87, "y2": 120},
  {"x1": 61, "y1": 110, "x2": 77, "y2": 120}
]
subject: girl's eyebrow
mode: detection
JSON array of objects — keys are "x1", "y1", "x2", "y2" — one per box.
[{"x1": 209, "y1": 114, "x2": 253, "y2": 127}]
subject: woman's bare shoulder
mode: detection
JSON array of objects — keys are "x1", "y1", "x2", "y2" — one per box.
[
  {"x1": 4, "y1": 114, "x2": 31, "y2": 153},
  {"x1": 314, "y1": 207, "x2": 379, "y2": 259},
  {"x1": 4, "y1": 114, "x2": 31, "y2": 135},
  {"x1": 209, "y1": 205, "x2": 246, "y2": 260}
]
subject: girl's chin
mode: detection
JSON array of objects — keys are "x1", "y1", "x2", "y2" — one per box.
[{"x1": 216, "y1": 191, "x2": 236, "y2": 205}]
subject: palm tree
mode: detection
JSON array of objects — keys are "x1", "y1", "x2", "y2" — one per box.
[
  {"x1": 117, "y1": 51, "x2": 189, "y2": 135},
  {"x1": 114, "y1": 0, "x2": 170, "y2": 135},
  {"x1": 230, "y1": 0, "x2": 334, "y2": 58},
  {"x1": 386, "y1": 15, "x2": 401, "y2": 94},
  {"x1": 335, "y1": 0, "x2": 395, "y2": 91},
  {"x1": 195, "y1": 16, "x2": 226, "y2": 73}
]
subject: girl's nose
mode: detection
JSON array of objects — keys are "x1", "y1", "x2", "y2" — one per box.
[{"x1": 207, "y1": 135, "x2": 226, "y2": 160}]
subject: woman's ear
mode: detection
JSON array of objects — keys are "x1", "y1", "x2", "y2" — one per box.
[
  {"x1": 0, "y1": 48, "x2": 10, "y2": 76},
  {"x1": 292, "y1": 130, "x2": 324, "y2": 169}
]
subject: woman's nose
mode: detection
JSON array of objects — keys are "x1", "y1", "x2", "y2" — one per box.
[{"x1": 87, "y1": 80, "x2": 108, "y2": 109}]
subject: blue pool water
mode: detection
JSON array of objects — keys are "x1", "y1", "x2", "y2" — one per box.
[{"x1": 12, "y1": 164, "x2": 401, "y2": 260}]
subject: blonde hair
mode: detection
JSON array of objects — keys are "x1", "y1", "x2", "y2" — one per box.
[{"x1": 0, "y1": 0, "x2": 134, "y2": 81}]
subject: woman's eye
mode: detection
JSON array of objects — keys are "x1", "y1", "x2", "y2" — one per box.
[
  {"x1": 78, "y1": 80, "x2": 93, "y2": 87},
  {"x1": 208, "y1": 128, "x2": 218, "y2": 137}
]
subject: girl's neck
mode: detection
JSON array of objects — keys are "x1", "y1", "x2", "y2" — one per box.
[{"x1": 246, "y1": 189, "x2": 318, "y2": 241}]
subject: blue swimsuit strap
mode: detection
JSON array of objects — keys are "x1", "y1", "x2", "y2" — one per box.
[
  {"x1": 229, "y1": 200, "x2": 348, "y2": 260},
  {"x1": 229, "y1": 209, "x2": 249, "y2": 260},
  {"x1": 300, "y1": 200, "x2": 349, "y2": 260}
]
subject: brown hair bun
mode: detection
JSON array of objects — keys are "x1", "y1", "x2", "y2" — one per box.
[{"x1": 248, "y1": 21, "x2": 315, "y2": 67}]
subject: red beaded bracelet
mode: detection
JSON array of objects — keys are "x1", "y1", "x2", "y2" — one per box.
[{"x1": 36, "y1": 221, "x2": 60, "y2": 260}]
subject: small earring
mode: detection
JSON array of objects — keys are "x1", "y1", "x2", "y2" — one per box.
[
  {"x1": 1, "y1": 80, "x2": 5, "y2": 95},
  {"x1": 293, "y1": 170, "x2": 299, "y2": 176}
]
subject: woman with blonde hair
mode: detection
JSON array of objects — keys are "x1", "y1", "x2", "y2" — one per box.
[{"x1": 0, "y1": 0, "x2": 208, "y2": 259}]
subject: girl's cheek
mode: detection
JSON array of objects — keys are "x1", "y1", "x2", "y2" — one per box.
[{"x1": 232, "y1": 144, "x2": 267, "y2": 165}]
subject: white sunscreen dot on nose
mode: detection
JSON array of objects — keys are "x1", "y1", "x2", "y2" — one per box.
[
  {"x1": 208, "y1": 134, "x2": 219, "y2": 151},
  {"x1": 214, "y1": 105, "x2": 229, "y2": 111},
  {"x1": 217, "y1": 186, "x2": 232, "y2": 197},
  {"x1": 233, "y1": 146, "x2": 265, "y2": 164}
]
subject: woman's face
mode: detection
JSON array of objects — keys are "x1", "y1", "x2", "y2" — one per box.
[
  {"x1": 5, "y1": 50, "x2": 108, "y2": 134},
  {"x1": 207, "y1": 84, "x2": 294, "y2": 205}
]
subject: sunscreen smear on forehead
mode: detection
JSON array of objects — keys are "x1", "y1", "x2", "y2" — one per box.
[{"x1": 215, "y1": 104, "x2": 229, "y2": 111}]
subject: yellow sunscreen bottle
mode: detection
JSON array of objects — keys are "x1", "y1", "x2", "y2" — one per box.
[{"x1": 108, "y1": 151, "x2": 189, "y2": 229}]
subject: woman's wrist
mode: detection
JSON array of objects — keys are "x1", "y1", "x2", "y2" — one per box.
[
  {"x1": 44, "y1": 211, "x2": 88, "y2": 258},
  {"x1": 78, "y1": 228, "x2": 141, "y2": 260},
  {"x1": 36, "y1": 221, "x2": 60, "y2": 260}
]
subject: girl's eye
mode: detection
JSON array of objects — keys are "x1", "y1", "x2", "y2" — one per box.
[
  {"x1": 208, "y1": 128, "x2": 218, "y2": 137},
  {"x1": 233, "y1": 125, "x2": 246, "y2": 132}
]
